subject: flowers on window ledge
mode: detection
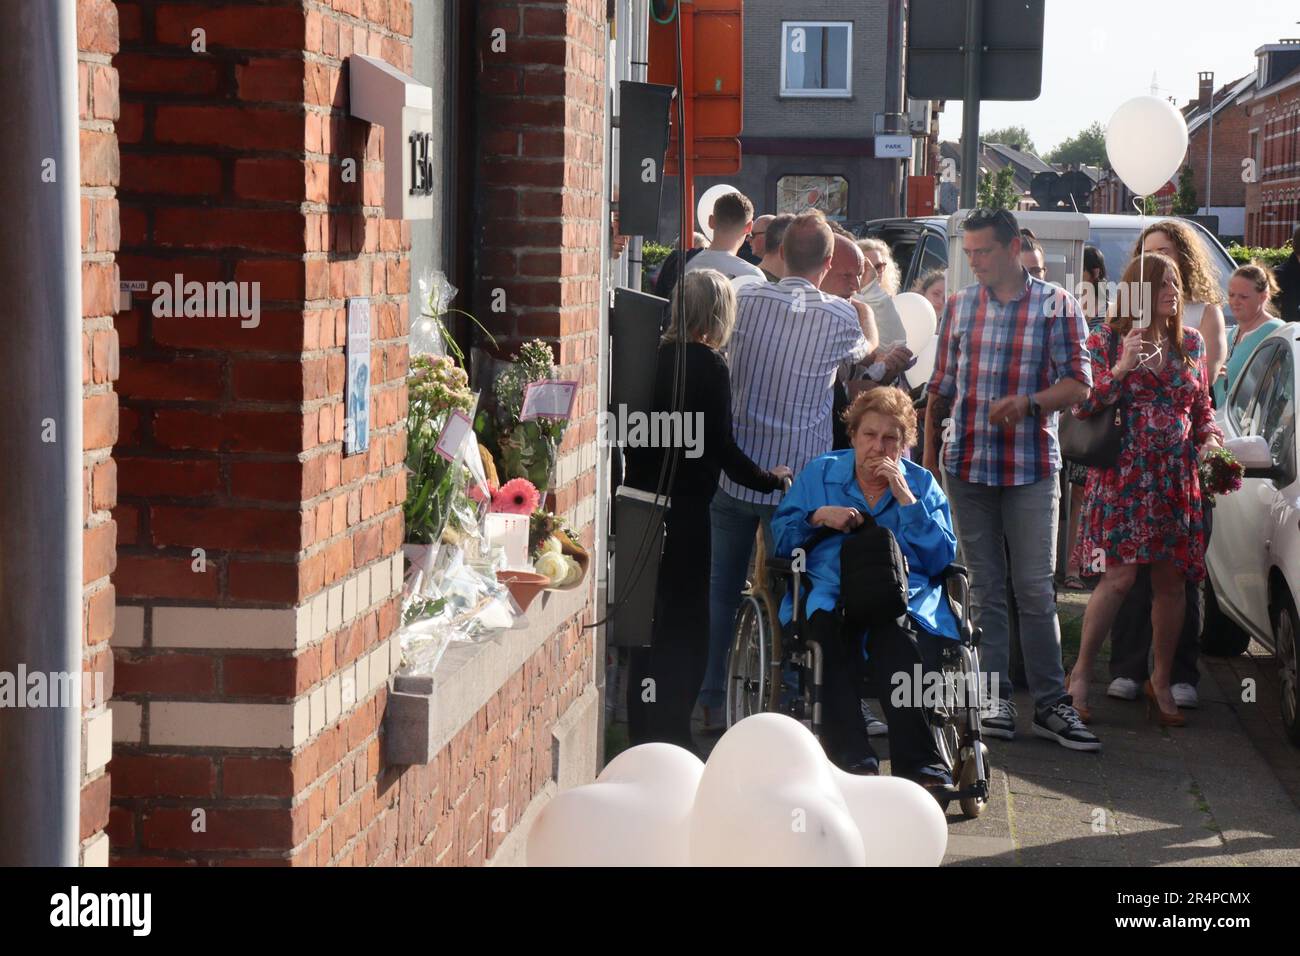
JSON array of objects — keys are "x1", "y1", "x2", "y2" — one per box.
[{"x1": 491, "y1": 477, "x2": 540, "y2": 516}]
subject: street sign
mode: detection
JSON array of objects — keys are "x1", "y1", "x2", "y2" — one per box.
[
  {"x1": 906, "y1": 0, "x2": 1045, "y2": 101},
  {"x1": 875, "y1": 135, "x2": 914, "y2": 159},
  {"x1": 906, "y1": 0, "x2": 1046, "y2": 208}
]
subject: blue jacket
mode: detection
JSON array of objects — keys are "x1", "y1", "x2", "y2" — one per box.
[{"x1": 771, "y1": 451, "x2": 959, "y2": 642}]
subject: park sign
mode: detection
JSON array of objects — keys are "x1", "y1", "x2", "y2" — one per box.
[{"x1": 349, "y1": 54, "x2": 434, "y2": 221}]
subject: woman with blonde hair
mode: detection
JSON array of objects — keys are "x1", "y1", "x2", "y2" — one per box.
[
  {"x1": 1066, "y1": 253, "x2": 1222, "y2": 727},
  {"x1": 1131, "y1": 220, "x2": 1228, "y2": 387},
  {"x1": 854, "y1": 237, "x2": 907, "y2": 347},
  {"x1": 1214, "y1": 262, "x2": 1284, "y2": 407},
  {"x1": 623, "y1": 269, "x2": 792, "y2": 750}
]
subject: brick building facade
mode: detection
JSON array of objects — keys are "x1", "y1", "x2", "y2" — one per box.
[
  {"x1": 0, "y1": 0, "x2": 615, "y2": 866},
  {"x1": 1243, "y1": 41, "x2": 1300, "y2": 248}
]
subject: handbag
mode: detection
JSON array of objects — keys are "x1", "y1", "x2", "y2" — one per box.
[
  {"x1": 1060, "y1": 329, "x2": 1124, "y2": 468},
  {"x1": 839, "y1": 511, "x2": 910, "y2": 629}
]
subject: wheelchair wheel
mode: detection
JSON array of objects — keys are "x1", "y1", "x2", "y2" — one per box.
[
  {"x1": 725, "y1": 595, "x2": 771, "y2": 727},
  {"x1": 958, "y1": 742, "x2": 990, "y2": 819}
]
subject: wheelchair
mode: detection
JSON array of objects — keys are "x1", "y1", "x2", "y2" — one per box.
[{"x1": 724, "y1": 527, "x2": 992, "y2": 818}]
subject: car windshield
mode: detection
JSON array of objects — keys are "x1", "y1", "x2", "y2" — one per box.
[{"x1": 1088, "y1": 226, "x2": 1236, "y2": 326}]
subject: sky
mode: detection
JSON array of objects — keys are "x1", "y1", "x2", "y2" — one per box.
[{"x1": 935, "y1": 0, "x2": 1300, "y2": 156}]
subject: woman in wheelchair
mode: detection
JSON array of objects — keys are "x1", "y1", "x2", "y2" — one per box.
[{"x1": 772, "y1": 387, "x2": 960, "y2": 785}]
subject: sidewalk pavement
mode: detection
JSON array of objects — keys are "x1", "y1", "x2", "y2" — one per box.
[{"x1": 941, "y1": 590, "x2": 1300, "y2": 866}]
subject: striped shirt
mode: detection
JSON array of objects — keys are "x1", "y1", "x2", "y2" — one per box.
[
  {"x1": 720, "y1": 277, "x2": 870, "y2": 505},
  {"x1": 927, "y1": 272, "x2": 1091, "y2": 487}
]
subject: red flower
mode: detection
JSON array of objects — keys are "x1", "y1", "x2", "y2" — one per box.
[{"x1": 492, "y1": 478, "x2": 540, "y2": 515}]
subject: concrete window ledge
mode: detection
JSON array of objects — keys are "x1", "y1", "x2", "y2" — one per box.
[{"x1": 385, "y1": 584, "x2": 591, "y2": 766}]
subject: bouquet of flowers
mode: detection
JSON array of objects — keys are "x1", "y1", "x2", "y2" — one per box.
[
  {"x1": 1198, "y1": 446, "x2": 1245, "y2": 500},
  {"x1": 495, "y1": 339, "x2": 569, "y2": 491},
  {"x1": 404, "y1": 354, "x2": 478, "y2": 546},
  {"x1": 528, "y1": 509, "x2": 588, "y2": 590}
]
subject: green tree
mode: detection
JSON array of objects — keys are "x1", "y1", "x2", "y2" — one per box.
[
  {"x1": 982, "y1": 125, "x2": 1037, "y2": 154},
  {"x1": 977, "y1": 166, "x2": 1018, "y2": 211},
  {"x1": 1173, "y1": 165, "x2": 1198, "y2": 215},
  {"x1": 1045, "y1": 121, "x2": 1107, "y2": 167},
  {"x1": 1143, "y1": 195, "x2": 1158, "y2": 215}
]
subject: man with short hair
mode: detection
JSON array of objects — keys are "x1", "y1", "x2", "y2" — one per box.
[
  {"x1": 698, "y1": 211, "x2": 871, "y2": 730},
  {"x1": 684, "y1": 191, "x2": 766, "y2": 281},
  {"x1": 1275, "y1": 225, "x2": 1300, "y2": 322},
  {"x1": 750, "y1": 214, "x2": 775, "y2": 258},
  {"x1": 924, "y1": 207, "x2": 1100, "y2": 752},
  {"x1": 757, "y1": 214, "x2": 794, "y2": 281}
]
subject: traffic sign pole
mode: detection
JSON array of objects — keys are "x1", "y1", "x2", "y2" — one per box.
[{"x1": 959, "y1": 0, "x2": 983, "y2": 210}]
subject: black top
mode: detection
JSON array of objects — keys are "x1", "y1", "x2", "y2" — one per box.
[
  {"x1": 1275, "y1": 255, "x2": 1300, "y2": 324},
  {"x1": 652, "y1": 247, "x2": 704, "y2": 300},
  {"x1": 623, "y1": 342, "x2": 782, "y2": 500}
]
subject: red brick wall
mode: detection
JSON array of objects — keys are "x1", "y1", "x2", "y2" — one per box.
[
  {"x1": 1183, "y1": 98, "x2": 1251, "y2": 214},
  {"x1": 79, "y1": 0, "x2": 122, "y2": 867},
  {"x1": 473, "y1": 0, "x2": 607, "y2": 548},
  {"x1": 109, "y1": 0, "x2": 411, "y2": 864},
  {"x1": 1247, "y1": 87, "x2": 1300, "y2": 247},
  {"x1": 102, "y1": 0, "x2": 602, "y2": 865}
]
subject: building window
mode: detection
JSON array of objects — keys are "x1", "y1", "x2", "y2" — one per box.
[
  {"x1": 780, "y1": 22, "x2": 852, "y2": 97},
  {"x1": 776, "y1": 174, "x2": 849, "y2": 220}
]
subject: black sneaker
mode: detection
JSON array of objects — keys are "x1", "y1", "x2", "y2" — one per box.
[
  {"x1": 980, "y1": 697, "x2": 1017, "y2": 740},
  {"x1": 1032, "y1": 698, "x2": 1102, "y2": 752}
]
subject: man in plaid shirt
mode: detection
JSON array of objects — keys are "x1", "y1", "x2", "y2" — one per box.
[{"x1": 924, "y1": 208, "x2": 1100, "y2": 752}]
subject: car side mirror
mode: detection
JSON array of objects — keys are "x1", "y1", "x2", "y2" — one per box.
[{"x1": 1226, "y1": 434, "x2": 1279, "y2": 479}]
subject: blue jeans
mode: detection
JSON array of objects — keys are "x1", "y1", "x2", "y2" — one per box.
[
  {"x1": 945, "y1": 473, "x2": 1066, "y2": 712},
  {"x1": 699, "y1": 490, "x2": 777, "y2": 710}
]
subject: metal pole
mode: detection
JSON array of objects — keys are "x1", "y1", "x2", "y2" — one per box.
[
  {"x1": 680, "y1": 0, "x2": 695, "y2": 249},
  {"x1": 1205, "y1": 74, "x2": 1214, "y2": 217},
  {"x1": 0, "y1": 0, "x2": 83, "y2": 865},
  {"x1": 959, "y1": 0, "x2": 983, "y2": 210}
]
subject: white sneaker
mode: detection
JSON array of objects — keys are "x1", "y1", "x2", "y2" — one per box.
[
  {"x1": 1171, "y1": 683, "x2": 1199, "y2": 709},
  {"x1": 1107, "y1": 678, "x2": 1140, "y2": 701},
  {"x1": 861, "y1": 700, "x2": 888, "y2": 736}
]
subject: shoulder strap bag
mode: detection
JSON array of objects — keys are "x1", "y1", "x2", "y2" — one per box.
[{"x1": 1060, "y1": 328, "x2": 1124, "y2": 469}]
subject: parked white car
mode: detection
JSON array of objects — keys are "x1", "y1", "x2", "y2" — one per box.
[{"x1": 1205, "y1": 322, "x2": 1300, "y2": 745}]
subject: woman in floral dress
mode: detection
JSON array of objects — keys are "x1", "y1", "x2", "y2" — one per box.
[{"x1": 1065, "y1": 253, "x2": 1222, "y2": 726}]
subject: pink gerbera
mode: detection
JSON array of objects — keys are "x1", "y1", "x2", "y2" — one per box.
[{"x1": 492, "y1": 478, "x2": 540, "y2": 515}]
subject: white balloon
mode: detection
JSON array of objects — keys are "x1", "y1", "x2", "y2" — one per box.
[
  {"x1": 831, "y1": 769, "x2": 949, "y2": 867},
  {"x1": 691, "y1": 781, "x2": 866, "y2": 867},
  {"x1": 690, "y1": 715, "x2": 862, "y2": 866},
  {"x1": 526, "y1": 743, "x2": 703, "y2": 866},
  {"x1": 906, "y1": 335, "x2": 939, "y2": 391},
  {"x1": 696, "y1": 183, "x2": 740, "y2": 242},
  {"x1": 894, "y1": 292, "x2": 938, "y2": 358},
  {"x1": 1105, "y1": 96, "x2": 1188, "y2": 197}
]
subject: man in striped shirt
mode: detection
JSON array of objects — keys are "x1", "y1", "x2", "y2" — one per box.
[
  {"x1": 923, "y1": 208, "x2": 1100, "y2": 752},
  {"x1": 697, "y1": 211, "x2": 871, "y2": 728}
]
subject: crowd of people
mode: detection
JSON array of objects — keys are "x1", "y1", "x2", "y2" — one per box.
[{"x1": 623, "y1": 188, "x2": 1294, "y2": 789}]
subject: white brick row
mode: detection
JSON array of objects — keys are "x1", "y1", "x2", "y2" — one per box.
[{"x1": 117, "y1": 552, "x2": 405, "y2": 653}]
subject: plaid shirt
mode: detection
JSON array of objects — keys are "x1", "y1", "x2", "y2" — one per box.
[{"x1": 927, "y1": 272, "x2": 1091, "y2": 487}]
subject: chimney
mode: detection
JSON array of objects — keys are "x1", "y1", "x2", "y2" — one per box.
[{"x1": 1198, "y1": 71, "x2": 1214, "y2": 109}]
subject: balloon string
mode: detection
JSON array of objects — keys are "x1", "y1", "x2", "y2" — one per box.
[{"x1": 1132, "y1": 194, "x2": 1147, "y2": 331}]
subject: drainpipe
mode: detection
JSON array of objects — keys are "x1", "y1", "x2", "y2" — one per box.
[{"x1": 0, "y1": 0, "x2": 83, "y2": 866}]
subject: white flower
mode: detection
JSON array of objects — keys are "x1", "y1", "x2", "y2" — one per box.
[
  {"x1": 539, "y1": 536, "x2": 563, "y2": 556},
  {"x1": 535, "y1": 551, "x2": 568, "y2": 586}
]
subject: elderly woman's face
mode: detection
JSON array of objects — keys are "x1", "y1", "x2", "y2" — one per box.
[{"x1": 851, "y1": 411, "x2": 904, "y2": 468}]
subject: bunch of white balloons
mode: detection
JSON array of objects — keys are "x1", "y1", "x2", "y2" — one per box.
[{"x1": 526, "y1": 713, "x2": 949, "y2": 867}]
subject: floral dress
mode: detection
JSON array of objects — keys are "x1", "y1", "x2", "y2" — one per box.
[{"x1": 1071, "y1": 325, "x2": 1222, "y2": 581}]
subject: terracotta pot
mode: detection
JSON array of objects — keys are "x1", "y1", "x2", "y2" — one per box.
[{"x1": 496, "y1": 569, "x2": 550, "y2": 612}]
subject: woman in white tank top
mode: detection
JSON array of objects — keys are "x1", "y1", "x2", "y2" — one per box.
[{"x1": 1134, "y1": 223, "x2": 1227, "y2": 388}]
